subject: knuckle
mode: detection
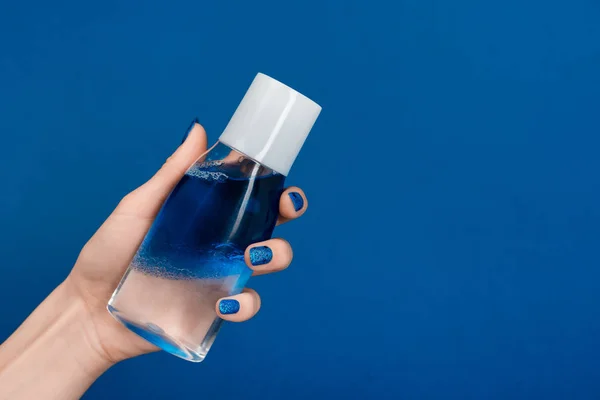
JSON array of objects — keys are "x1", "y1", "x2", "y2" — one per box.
[
  {"x1": 116, "y1": 189, "x2": 141, "y2": 210},
  {"x1": 118, "y1": 192, "x2": 136, "y2": 208},
  {"x1": 162, "y1": 156, "x2": 175, "y2": 169}
]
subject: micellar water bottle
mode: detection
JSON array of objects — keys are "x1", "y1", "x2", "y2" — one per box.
[{"x1": 107, "y1": 73, "x2": 321, "y2": 362}]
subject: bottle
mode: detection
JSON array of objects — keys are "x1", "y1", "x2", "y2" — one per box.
[{"x1": 107, "y1": 73, "x2": 321, "y2": 362}]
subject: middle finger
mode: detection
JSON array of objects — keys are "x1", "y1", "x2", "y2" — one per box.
[{"x1": 245, "y1": 238, "x2": 293, "y2": 276}]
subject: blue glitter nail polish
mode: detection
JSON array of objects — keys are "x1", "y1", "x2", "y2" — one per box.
[
  {"x1": 181, "y1": 117, "x2": 200, "y2": 143},
  {"x1": 219, "y1": 299, "x2": 240, "y2": 315},
  {"x1": 108, "y1": 73, "x2": 321, "y2": 363},
  {"x1": 250, "y1": 246, "x2": 273, "y2": 266},
  {"x1": 288, "y1": 192, "x2": 304, "y2": 212}
]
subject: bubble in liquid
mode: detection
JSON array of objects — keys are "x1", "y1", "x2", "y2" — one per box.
[
  {"x1": 185, "y1": 167, "x2": 228, "y2": 182},
  {"x1": 132, "y1": 254, "x2": 195, "y2": 280},
  {"x1": 132, "y1": 242, "x2": 247, "y2": 281},
  {"x1": 196, "y1": 160, "x2": 224, "y2": 168}
]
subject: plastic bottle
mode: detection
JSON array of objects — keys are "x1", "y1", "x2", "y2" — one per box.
[{"x1": 107, "y1": 73, "x2": 321, "y2": 361}]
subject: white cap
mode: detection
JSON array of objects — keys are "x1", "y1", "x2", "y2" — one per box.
[{"x1": 218, "y1": 73, "x2": 322, "y2": 176}]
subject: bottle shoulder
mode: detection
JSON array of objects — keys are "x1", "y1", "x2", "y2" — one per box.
[{"x1": 186, "y1": 142, "x2": 285, "y2": 183}]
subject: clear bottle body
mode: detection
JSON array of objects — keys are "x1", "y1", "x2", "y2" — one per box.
[{"x1": 108, "y1": 142, "x2": 285, "y2": 361}]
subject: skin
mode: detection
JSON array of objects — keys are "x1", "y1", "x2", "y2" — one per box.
[{"x1": 0, "y1": 123, "x2": 309, "y2": 399}]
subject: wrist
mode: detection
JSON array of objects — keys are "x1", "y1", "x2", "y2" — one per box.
[
  {"x1": 54, "y1": 281, "x2": 117, "y2": 372},
  {"x1": 63, "y1": 275, "x2": 158, "y2": 364},
  {"x1": 0, "y1": 283, "x2": 114, "y2": 399}
]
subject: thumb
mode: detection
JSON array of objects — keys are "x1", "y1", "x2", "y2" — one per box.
[{"x1": 116, "y1": 121, "x2": 208, "y2": 218}]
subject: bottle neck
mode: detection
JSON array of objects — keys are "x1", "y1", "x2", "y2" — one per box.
[{"x1": 216, "y1": 139, "x2": 288, "y2": 177}]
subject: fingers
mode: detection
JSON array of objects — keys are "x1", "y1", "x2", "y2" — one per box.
[
  {"x1": 116, "y1": 121, "x2": 208, "y2": 218},
  {"x1": 216, "y1": 288, "x2": 261, "y2": 322},
  {"x1": 216, "y1": 238, "x2": 293, "y2": 322},
  {"x1": 144, "y1": 121, "x2": 208, "y2": 197},
  {"x1": 216, "y1": 238, "x2": 294, "y2": 321},
  {"x1": 277, "y1": 187, "x2": 308, "y2": 225},
  {"x1": 245, "y1": 238, "x2": 293, "y2": 276}
]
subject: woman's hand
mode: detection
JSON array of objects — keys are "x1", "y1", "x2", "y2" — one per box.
[
  {"x1": 66, "y1": 121, "x2": 308, "y2": 363},
  {"x1": 0, "y1": 121, "x2": 307, "y2": 400}
]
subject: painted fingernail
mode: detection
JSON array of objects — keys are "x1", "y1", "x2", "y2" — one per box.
[
  {"x1": 219, "y1": 299, "x2": 240, "y2": 315},
  {"x1": 181, "y1": 117, "x2": 200, "y2": 143},
  {"x1": 249, "y1": 246, "x2": 273, "y2": 266},
  {"x1": 288, "y1": 192, "x2": 304, "y2": 212}
]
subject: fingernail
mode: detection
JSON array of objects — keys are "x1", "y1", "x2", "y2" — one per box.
[
  {"x1": 288, "y1": 192, "x2": 304, "y2": 212},
  {"x1": 219, "y1": 299, "x2": 240, "y2": 315},
  {"x1": 249, "y1": 246, "x2": 273, "y2": 266},
  {"x1": 181, "y1": 117, "x2": 200, "y2": 144}
]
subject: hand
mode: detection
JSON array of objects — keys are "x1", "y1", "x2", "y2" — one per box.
[{"x1": 65, "y1": 122, "x2": 308, "y2": 363}]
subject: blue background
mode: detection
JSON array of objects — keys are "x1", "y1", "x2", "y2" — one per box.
[{"x1": 1, "y1": 0, "x2": 600, "y2": 398}]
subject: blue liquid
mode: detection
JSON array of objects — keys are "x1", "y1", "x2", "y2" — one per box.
[
  {"x1": 135, "y1": 160, "x2": 284, "y2": 288},
  {"x1": 108, "y1": 153, "x2": 285, "y2": 361}
]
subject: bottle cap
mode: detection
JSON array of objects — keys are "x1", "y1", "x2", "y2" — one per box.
[{"x1": 218, "y1": 73, "x2": 321, "y2": 176}]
